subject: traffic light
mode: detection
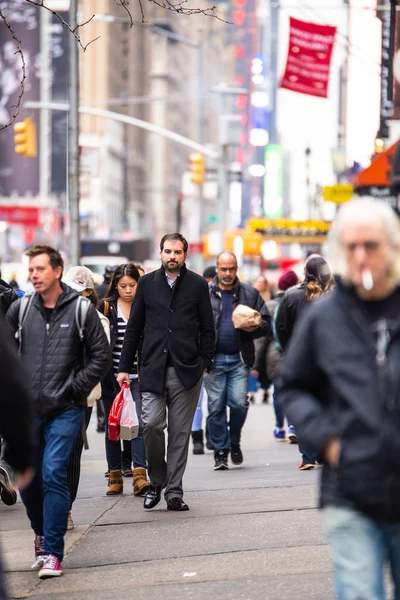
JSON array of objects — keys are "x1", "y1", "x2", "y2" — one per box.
[
  {"x1": 189, "y1": 153, "x2": 205, "y2": 185},
  {"x1": 374, "y1": 137, "x2": 385, "y2": 154},
  {"x1": 13, "y1": 118, "x2": 37, "y2": 157}
]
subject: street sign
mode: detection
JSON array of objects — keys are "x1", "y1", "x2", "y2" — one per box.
[{"x1": 323, "y1": 184, "x2": 354, "y2": 204}]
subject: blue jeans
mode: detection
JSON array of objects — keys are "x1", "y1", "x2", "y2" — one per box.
[
  {"x1": 104, "y1": 379, "x2": 146, "y2": 470},
  {"x1": 273, "y1": 381, "x2": 292, "y2": 429},
  {"x1": 204, "y1": 353, "x2": 249, "y2": 453},
  {"x1": 20, "y1": 406, "x2": 84, "y2": 562},
  {"x1": 323, "y1": 505, "x2": 400, "y2": 600},
  {"x1": 192, "y1": 384, "x2": 204, "y2": 431}
]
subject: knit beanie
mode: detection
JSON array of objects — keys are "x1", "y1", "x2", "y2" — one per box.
[{"x1": 278, "y1": 270, "x2": 299, "y2": 291}]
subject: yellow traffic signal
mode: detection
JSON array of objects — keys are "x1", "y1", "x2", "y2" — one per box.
[
  {"x1": 189, "y1": 152, "x2": 205, "y2": 185},
  {"x1": 13, "y1": 118, "x2": 37, "y2": 157},
  {"x1": 374, "y1": 137, "x2": 385, "y2": 154}
]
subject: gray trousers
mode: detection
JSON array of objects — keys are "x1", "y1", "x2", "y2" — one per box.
[{"x1": 141, "y1": 367, "x2": 203, "y2": 501}]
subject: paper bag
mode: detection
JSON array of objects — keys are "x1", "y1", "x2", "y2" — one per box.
[{"x1": 232, "y1": 304, "x2": 262, "y2": 329}]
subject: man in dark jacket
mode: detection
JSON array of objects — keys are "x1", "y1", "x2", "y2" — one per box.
[
  {"x1": 204, "y1": 251, "x2": 270, "y2": 470},
  {"x1": 6, "y1": 245, "x2": 110, "y2": 579},
  {"x1": 0, "y1": 313, "x2": 36, "y2": 600},
  {"x1": 0, "y1": 271, "x2": 18, "y2": 315},
  {"x1": 117, "y1": 233, "x2": 215, "y2": 512},
  {"x1": 279, "y1": 198, "x2": 400, "y2": 598}
]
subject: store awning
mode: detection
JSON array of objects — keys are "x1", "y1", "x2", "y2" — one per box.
[{"x1": 353, "y1": 141, "x2": 398, "y2": 188}]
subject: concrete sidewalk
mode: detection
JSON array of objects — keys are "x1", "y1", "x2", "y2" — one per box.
[{"x1": 1, "y1": 396, "x2": 334, "y2": 600}]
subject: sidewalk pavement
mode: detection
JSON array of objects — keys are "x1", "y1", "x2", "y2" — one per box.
[{"x1": 1, "y1": 395, "x2": 335, "y2": 600}]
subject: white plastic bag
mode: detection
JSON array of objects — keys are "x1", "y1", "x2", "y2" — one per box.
[{"x1": 119, "y1": 385, "x2": 139, "y2": 441}]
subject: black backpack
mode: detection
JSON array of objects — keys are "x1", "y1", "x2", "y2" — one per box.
[{"x1": 0, "y1": 279, "x2": 18, "y2": 315}]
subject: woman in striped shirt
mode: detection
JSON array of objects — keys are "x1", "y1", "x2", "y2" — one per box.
[{"x1": 98, "y1": 263, "x2": 149, "y2": 497}]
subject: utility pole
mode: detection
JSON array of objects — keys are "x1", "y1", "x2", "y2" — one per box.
[
  {"x1": 68, "y1": 0, "x2": 80, "y2": 265},
  {"x1": 40, "y1": 8, "x2": 52, "y2": 201}
]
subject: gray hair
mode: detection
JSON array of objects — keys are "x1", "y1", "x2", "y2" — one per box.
[{"x1": 328, "y1": 198, "x2": 400, "y2": 284}]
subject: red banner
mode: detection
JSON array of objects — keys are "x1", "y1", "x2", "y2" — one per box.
[
  {"x1": 0, "y1": 206, "x2": 40, "y2": 227},
  {"x1": 280, "y1": 17, "x2": 337, "y2": 98}
]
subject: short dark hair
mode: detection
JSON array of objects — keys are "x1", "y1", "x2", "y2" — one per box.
[
  {"x1": 24, "y1": 245, "x2": 64, "y2": 271},
  {"x1": 160, "y1": 233, "x2": 188, "y2": 253}
]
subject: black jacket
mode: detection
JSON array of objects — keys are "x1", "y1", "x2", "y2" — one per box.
[
  {"x1": 275, "y1": 282, "x2": 308, "y2": 350},
  {"x1": 0, "y1": 312, "x2": 36, "y2": 472},
  {"x1": 118, "y1": 265, "x2": 215, "y2": 393},
  {"x1": 279, "y1": 280, "x2": 400, "y2": 524},
  {"x1": 0, "y1": 278, "x2": 18, "y2": 315},
  {"x1": 6, "y1": 283, "x2": 111, "y2": 420},
  {"x1": 209, "y1": 277, "x2": 271, "y2": 368}
]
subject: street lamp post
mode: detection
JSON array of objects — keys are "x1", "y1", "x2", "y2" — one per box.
[{"x1": 68, "y1": 0, "x2": 80, "y2": 265}]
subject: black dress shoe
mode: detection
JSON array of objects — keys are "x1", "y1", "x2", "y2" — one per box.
[
  {"x1": 143, "y1": 485, "x2": 162, "y2": 509},
  {"x1": 167, "y1": 497, "x2": 189, "y2": 511}
]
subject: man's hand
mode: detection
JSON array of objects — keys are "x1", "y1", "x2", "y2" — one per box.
[
  {"x1": 324, "y1": 437, "x2": 341, "y2": 467},
  {"x1": 117, "y1": 372, "x2": 130, "y2": 387},
  {"x1": 250, "y1": 369, "x2": 259, "y2": 378},
  {"x1": 14, "y1": 468, "x2": 34, "y2": 491},
  {"x1": 242, "y1": 325, "x2": 259, "y2": 333}
]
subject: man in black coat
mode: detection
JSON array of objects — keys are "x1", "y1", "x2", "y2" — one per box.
[
  {"x1": 204, "y1": 251, "x2": 270, "y2": 470},
  {"x1": 6, "y1": 245, "x2": 110, "y2": 579},
  {"x1": 117, "y1": 233, "x2": 215, "y2": 511},
  {"x1": 0, "y1": 313, "x2": 36, "y2": 600},
  {"x1": 279, "y1": 198, "x2": 400, "y2": 598}
]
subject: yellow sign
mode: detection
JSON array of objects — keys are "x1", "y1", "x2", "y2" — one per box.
[
  {"x1": 323, "y1": 184, "x2": 353, "y2": 204},
  {"x1": 247, "y1": 218, "x2": 330, "y2": 233}
]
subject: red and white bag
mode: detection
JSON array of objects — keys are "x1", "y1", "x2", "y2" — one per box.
[{"x1": 119, "y1": 383, "x2": 139, "y2": 441}]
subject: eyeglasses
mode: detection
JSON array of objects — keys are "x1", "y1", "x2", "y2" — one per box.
[{"x1": 344, "y1": 241, "x2": 382, "y2": 253}]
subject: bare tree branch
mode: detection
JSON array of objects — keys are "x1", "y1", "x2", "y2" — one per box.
[
  {"x1": 0, "y1": 7, "x2": 26, "y2": 131},
  {"x1": 25, "y1": 1, "x2": 97, "y2": 51},
  {"x1": 114, "y1": 0, "x2": 135, "y2": 26},
  {"x1": 0, "y1": 0, "x2": 227, "y2": 130}
]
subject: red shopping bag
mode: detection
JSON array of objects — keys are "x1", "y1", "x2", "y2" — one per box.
[{"x1": 108, "y1": 383, "x2": 128, "y2": 441}]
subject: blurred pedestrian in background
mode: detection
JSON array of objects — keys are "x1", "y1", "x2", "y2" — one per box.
[
  {"x1": 190, "y1": 265, "x2": 217, "y2": 455},
  {"x1": 276, "y1": 255, "x2": 334, "y2": 468},
  {"x1": 280, "y1": 198, "x2": 400, "y2": 599},
  {"x1": 0, "y1": 312, "x2": 35, "y2": 600},
  {"x1": 64, "y1": 266, "x2": 111, "y2": 530},
  {"x1": 98, "y1": 263, "x2": 149, "y2": 497},
  {"x1": 95, "y1": 265, "x2": 116, "y2": 301},
  {"x1": 252, "y1": 269, "x2": 299, "y2": 441}
]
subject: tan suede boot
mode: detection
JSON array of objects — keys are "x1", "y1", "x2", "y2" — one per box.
[
  {"x1": 106, "y1": 470, "x2": 123, "y2": 495},
  {"x1": 133, "y1": 467, "x2": 151, "y2": 496}
]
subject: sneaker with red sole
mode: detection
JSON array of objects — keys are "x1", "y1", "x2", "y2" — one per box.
[
  {"x1": 298, "y1": 461, "x2": 315, "y2": 471},
  {"x1": 31, "y1": 535, "x2": 46, "y2": 570},
  {"x1": 38, "y1": 554, "x2": 63, "y2": 579}
]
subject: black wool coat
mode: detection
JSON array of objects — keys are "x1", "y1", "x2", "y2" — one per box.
[{"x1": 118, "y1": 265, "x2": 215, "y2": 393}]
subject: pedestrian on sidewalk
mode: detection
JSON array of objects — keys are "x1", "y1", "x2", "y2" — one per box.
[
  {"x1": 98, "y1": 263, "x2": 150, "y2": 497},
  {"x1": 117, "y1": 233, "x2": 215, "y2": 511},
  {"x1": 64, "y1": 266, "x2": 111, "y2": 531},
  {"x1": 0, "y1": 312, "x2": 35, "y2": 600},
  {"x1": 190, "y1": 265, "x2": 216, "y2": 455},
  {"x1": 252, "y1": 269, "x2": 299, "y2": 442},
  {"x1": 275, "y1": 254, "x2": 334, "y2": 469},
  {"x1": 280, "y1": 198, "x2": 400, "y2": 599},
  {"x1": 6, "y1": 245, "x2": 110, "y2": 579},
  {"x1": 204, "y1": 251, "x2": 270, "y2": 471}
]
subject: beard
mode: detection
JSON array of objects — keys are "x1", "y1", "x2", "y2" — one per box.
[{"x1": 163, "y1": 259, "x2": 181, "y2": 273}]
